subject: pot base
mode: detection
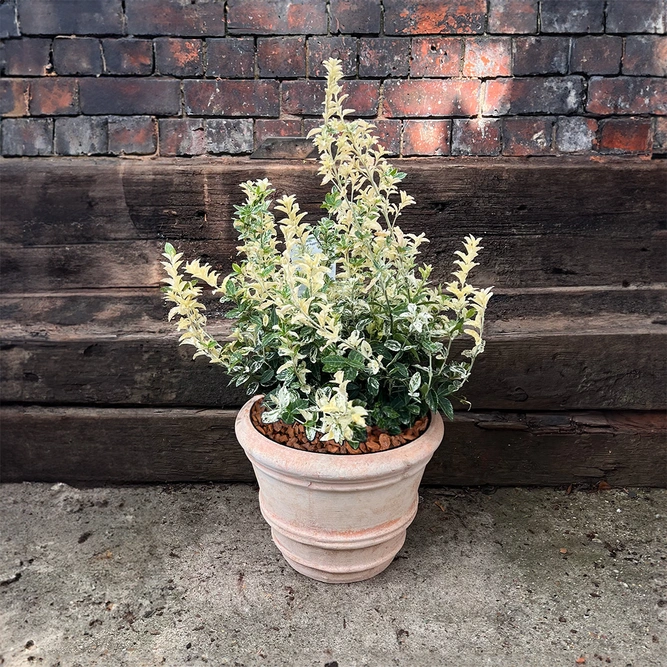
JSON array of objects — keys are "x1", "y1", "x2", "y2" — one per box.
[{"x1": 272, "y1": 529, "x2": 406, "y2": 584}]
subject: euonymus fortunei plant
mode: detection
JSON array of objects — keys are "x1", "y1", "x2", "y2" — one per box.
[{"x1": 162, "y1": 58, "x2": 492, "y2": 448}]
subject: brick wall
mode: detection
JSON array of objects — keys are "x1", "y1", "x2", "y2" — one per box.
[{"x1": 0, "y1": 0, "x2": 665, "y2": 158}]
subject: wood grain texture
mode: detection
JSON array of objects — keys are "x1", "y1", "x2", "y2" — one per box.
[
  {"x1": 2, "y1": 406, "x2": 664, "y2": 486},
  {"x1": 1, "y1": 158, "x2": 665, "y2": 484},
  {"x1": 1, "y1": 316, "x2": 665, "y2": 410},
  {"x1": 2, "y1": 286, "x2": 666, "y2": 330},
  {"x1": 1, "y1": 159, "x2": 665, "y2": 290}
]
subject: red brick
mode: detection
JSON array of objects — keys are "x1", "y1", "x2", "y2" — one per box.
[
  {"x1": 624, "y1": 37, "x2": 667, "y2": 77},
  {"x1": 0, "y1": 0, "x2": 20, "y2": 38},
  {"x1": 654, "y1": 117, "x2": 667, "y2": 154},
  {"x1": 154, "y1": 38, "x2": 203, "y2": 77},
  {"x1": 184, "y1": 80, "x2": 280, "y2": 117},
  {"x1": 159, "y1": 119, "x2": 206, "y2": 157},
  {"x1": 29, "y1": 78, "x2": 79, "y2": 116},
  {"x1": 555, "y1": 116, "x2": 597, "y2": 153},
  {"x1": 606, "y1": 0, "x2": 666, "y2": 34},
  {"x1": 463, "y1": 38, "x2": 511, "y2": 77},
  {"x1": 53, "y1": 38, "x2": 103, "y2": 76},
  {"x1": 302, "y1": 118, "x2": 322, "y2": 136},
  {"x1": 484, "y1": 77, "x2": 584, "y2": 115},
  {"x1": 384, "y1": 80, "x2": 480, "y2": 117},
  {"x1": 228, "y1": 0, "x2": 327, "y2": 35},
  {"x1": 342, "y1": 81, "x2": 379, "y2": 117},
  {"x1": 125, "y1": 0, "x2": 226, "y2": 37},
  {"x1": 599, "y1": 118, "x2": 652, "y2": 155},
  {"x1": 307, "y1": 37, "x2": 357, "y2": 78},
  {"x1": 108, "y1": 116, "x2": 157, "y2": 155},
  {"x1": 206, "y1": 38, "x2": 255, "y2": 78},
  {"x1": 513, "y1": 37, "x2": 569, "y2": 75},
  {"x1": 403, "y1": 120, "x2": 451, "y2": 156},
  {"x1": 54, "y1": 117, "x2": 107, "y2": 155},
  {"x1": 17, "y1": 0, "x2": 123, "y2": 35},
  {"x1": 372, "y1": 119, "x2": 401, "y2": 155},
  {"x1": 488, "y1": 0, "x2": 537, "y2": 34},
  {"x1": 359, "y1": 38, "x2": 410, "y2": 77},
  {"x1": 4, "y1": 38, "x2": 51, "y2": 76},
  {"x1": 502, "y1": 117, "x2": 554, "y2": 156},
  {"x1": 282, "y1": 80, "x2": 379, "y2": 116},
  {"x1": 207, "y1": 119, "x2": 253, "y2": 154},
  {"x1": 330, "y1": 0, "x2": 381, "y2": 34},
  {"x1": 570, "y1": 36, "x2": 622, "y2": 75},
  {"x1": 102, "y1": 39, "x2": 153, "y2": 76},
  {"x1": 0, "y1": 79, "x2": 29, "y2": 117},
  {"x1": 410, "y1": 38, "x2": 462, "y2": 77},
  {"x1": 2, "y1": 118, "x2": 52, "y2": 155},
  {"x1": 258, "y1": 37, "x2": 306, "y2": 78},
  {"x1": 254, "y1": 119, "x2": 303, "y2": 148},
  {"x1": 80, "y1": 79, "x2": 181, "y2": 115},
  {"x1": 540, "y1": 0, "x2": 604, "y2": 33},
  {"x1": 451, "y1": 119, "x2": 501, "y2": 156},
  {"x1": 587, "y1": 77, "x2": 667, "y2": 115},
  {"x1": 384, "y1": 0, "x2": 485, "y2": 35}
]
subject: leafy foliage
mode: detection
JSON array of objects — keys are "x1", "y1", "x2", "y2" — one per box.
[{"x1": 162, "y1": 58, "x2": 492, "y2": 446}]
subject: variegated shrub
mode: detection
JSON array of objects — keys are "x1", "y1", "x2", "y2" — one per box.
[{"x1": 162, "y1": 58, "x2": 492, "y2": 447}]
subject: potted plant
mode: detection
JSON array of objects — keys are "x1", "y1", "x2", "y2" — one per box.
[{"x1": 162, "y1": 59, "x2": 492, "y2": 583}]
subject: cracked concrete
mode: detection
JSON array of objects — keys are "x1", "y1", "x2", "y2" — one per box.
[{"x1": 0, "y1": 483, "x2": 665, "y2": 666}]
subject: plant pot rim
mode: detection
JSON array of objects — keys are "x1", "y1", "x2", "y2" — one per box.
[{"x1": 235, "y1": 395, "x2": 444, "y2": 485}]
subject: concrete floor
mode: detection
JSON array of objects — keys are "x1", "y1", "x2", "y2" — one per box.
[{"x1": 0, "y1": 483, "x2": 665, "y2": 667}]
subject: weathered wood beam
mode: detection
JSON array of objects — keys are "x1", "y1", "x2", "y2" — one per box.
[
  {"x1": 2, "y1": 159, "x2": 665, "y2": 291},
  {"x1": 2, "y1": 406, "x2": 664, "y2": 487},
  {"x1": 1, "y1": 315, "x2": 664, "y2": 410},
  {"x1": 2, "y1": 285, "x2": 667, "y2": 330}
]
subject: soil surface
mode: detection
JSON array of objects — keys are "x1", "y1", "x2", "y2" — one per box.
[{"x1": 250, "y1": 399, "x2": 428, "y2": 454}]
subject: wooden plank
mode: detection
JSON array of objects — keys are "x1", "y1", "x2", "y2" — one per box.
[
  {"x1": 2, "y1": 159, "x2": 665, "y2": 290},
  {"x1": 2, "y1": 159, "x2": 664, "y2": 243},
  {"x1": 2, "y1": 285, "x2": 666, "y2": 332},
  {"x1": 251, "y1": 137, "x2": 318, "y2": 159},
  {"x1": 1, "y1": 406, "x2": 664, "y2": 486},
  {"x1": 1, "y1": 316, "x2": 665, "y2": 410},
  {"x1": 3, "y1": 233, "x2": 665, "y2": 291}
]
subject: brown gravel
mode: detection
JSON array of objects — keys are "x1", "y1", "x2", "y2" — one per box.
[{"x1": 250, "y1": 399, "x2": 429, "y2": 455}]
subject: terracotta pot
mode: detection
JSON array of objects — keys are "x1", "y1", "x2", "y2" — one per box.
[{"x1": 235, "y1": 396, "x2": 444, "y2": 584}]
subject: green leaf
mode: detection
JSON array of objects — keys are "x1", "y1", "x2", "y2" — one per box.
[
  {"x1": 425, "y1": 390, "x2": 438, "y2": 413},
  {"x1": 347, "y1": 350, "x2": 366, "y2": 370},
  {"x1": 385, "y1": 339, "x2": 401, "y2": 352},
  {"x1": 437, "y1": 391, "x2": 454, "y2": 420},
  {"x1": 323, "y1": 351, "x2": 365, "y2": 374},
  {"x1": 389, "y1": 363, "x2": 409, "y2": 379},
  {"x1": 367, "y1": 376, "x2": 380, "y2": 396},
  {"x1": 422, "y1": 339, "x2": 443, "y2": 354},
  {"x1": 259, "y1": 368, "x2": 275, "y2": 385},
  {"x1": 382, "y1": 406, "x2": 400, "y2": 420},
  {"x1": 322, "y1": 354, "x2": 347, "y2": 372},
  {"x1": 164, "y1": 242, "x2": 175, "y2": 256},
  {"x1": 409, "y1": 371, "x2": 421, "y2": 395},
  {"x1": 343, "y1": 367, "x2": 360, "y2": 382},
  {"x1": 276, "y1": 367, "x2": 294, "y2": 382}
]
